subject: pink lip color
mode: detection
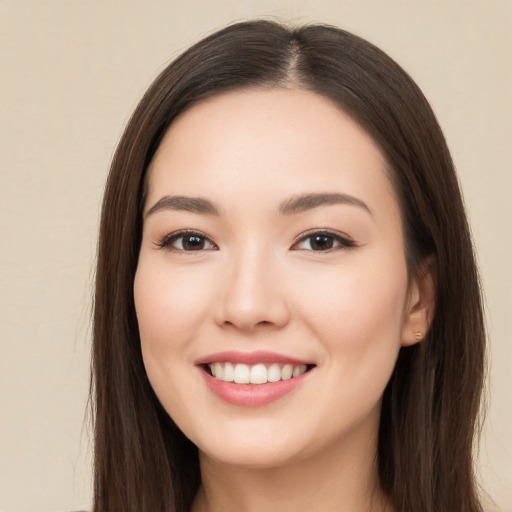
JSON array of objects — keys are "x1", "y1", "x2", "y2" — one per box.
[
  {"x1": 200, "y1": 369, "x2": 310, "y2": 407},
  {"x1": 195, "y1": 351, "x2": 314, "y2": 407},
  {"x1": 194, "y1": 350, "x2": 311, "y2": 366}
]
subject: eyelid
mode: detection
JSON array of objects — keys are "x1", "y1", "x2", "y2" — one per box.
[
  {"x1": 156, "y1": 229, "x2": 218, "y2": 251},
  {"x1": 291, "y1": 229, "x2": 356, "y2": 251},
  {"x1": 154, "y1": 228, "x2": 355, "y2": 252}
]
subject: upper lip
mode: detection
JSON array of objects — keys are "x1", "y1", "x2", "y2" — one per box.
[{"x1": 194, "y1": 350, "x2": 313, "y2": 366}]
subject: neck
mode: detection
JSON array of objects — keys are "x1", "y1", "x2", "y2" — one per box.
[{"x1": 191, "y1": 414, "x2": 392, "y2": 512}]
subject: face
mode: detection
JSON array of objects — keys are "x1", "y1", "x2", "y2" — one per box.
[{"x1": 134, "y1": 88, "x2": 422, "y2": 469}]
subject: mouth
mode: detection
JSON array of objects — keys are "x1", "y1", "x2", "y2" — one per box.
[
  {"x1": 195, "y1": 351, "x2": 316, "y2": 406},
  {"x1": 204, "y1": 362, "x2": 315, "y2": 385}
]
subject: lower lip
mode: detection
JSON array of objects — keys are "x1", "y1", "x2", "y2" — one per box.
[{"x1": 200, "y1": 368, "x2": 311, "y2": 407}]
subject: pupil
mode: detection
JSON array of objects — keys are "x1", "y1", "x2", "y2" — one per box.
[
  {"x1": 183, "y1": 236, "x2": 204, "y2": 250},
  {"x1": 312, "y1": 235, "x2": 333, "y2": 250}
]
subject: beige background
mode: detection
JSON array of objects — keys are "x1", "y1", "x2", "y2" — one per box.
[{"x1": 0, "y1": 1, "x2": 510, "y2": 511}]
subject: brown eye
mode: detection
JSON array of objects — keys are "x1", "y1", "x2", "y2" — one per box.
[
  {"x1": 293, "y1": 231, "x2": 355, "y2": 252},
  {"x1": 159, "y1": 231, "x2": 216, "y2": 251},
  {"x1": 309, "y1": 235, "x2": 334, "y2": 251},
  {"x1": 180, "y1": 234, "x2": 208, "y2": 250}
]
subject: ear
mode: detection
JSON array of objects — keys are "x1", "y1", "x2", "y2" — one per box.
[{"x1": 401, "y1": 256, "x2": 436, "y2": 346}]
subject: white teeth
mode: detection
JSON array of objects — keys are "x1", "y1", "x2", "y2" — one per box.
[
  {"x1": 267, "y1": 363, "x2": 281, "y2": 382},
  {"x1": 222, "y1": 362, "x2": 234, "y2": 382},
  {"x1": 208, "y1": 362, "x2": 309, "y2": 384},
  {"x1": 214, "y1": 362, "x2": 223, "y2": 380},
  {"x1": 281, "y1": 364, "x2": 293, "y2": 380},
  {"x1": 234, "y1": 363, "x2": 250, "y2": 384},
  {"x1": 293, "y1": 364, "x2": 307, "y2": 377},
  {"x1": 250, "y1": 364, "x2": 267, "y2": 384}
]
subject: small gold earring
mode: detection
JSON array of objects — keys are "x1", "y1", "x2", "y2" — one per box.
[{"x1": 414, "y1": 330, "x2": 423, "y2": 341}]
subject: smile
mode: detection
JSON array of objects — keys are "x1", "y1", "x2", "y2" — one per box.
[
  {"x1": 208, "y1": 362, "x2": 309, "y2": 384},
  {"x1": 196, "y1": 351, "x2": 316, "y2": 406}
]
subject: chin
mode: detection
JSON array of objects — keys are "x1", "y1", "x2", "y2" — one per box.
[{"x1": 200, "y1": 439, "x2": 306, "y2": 470}]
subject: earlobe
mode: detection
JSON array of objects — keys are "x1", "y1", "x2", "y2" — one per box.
[
  {"x1": 413, "y1": 330, "x2": 423, "y2": 342},
  {"x1": 401, "y1": 257, "x2": 436, "y2": 347}
]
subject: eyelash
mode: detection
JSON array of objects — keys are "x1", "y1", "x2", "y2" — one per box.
[
  {"x1": 156, "y1": 230, "x2": 218, "y2": 252},
  {"x1": 155, "y1": 229, "x2": 355, "y2": 253},
  {"x1": 291, "y1": 229, "x2": 355, "y2": 252}
]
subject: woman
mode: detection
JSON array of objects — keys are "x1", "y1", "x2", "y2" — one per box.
[{"x1": 92, "y1": 20, "x2": 486, "y2": 511}]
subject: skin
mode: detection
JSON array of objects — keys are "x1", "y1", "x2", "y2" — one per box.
[{"x1": 134, "y1": 88, "x2": 434, "y2": 512}]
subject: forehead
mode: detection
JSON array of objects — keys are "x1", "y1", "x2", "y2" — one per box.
[{"x1": 146, "y1": 88, "x2": 398, "y2": 220}]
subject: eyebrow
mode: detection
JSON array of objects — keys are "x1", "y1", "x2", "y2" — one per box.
[
  {"x1": 145, "y1": 192, "x2": 371, "y2": 218},
  {"x1": 279, "y1": 193, "x2": 371, "y2": 216},
  {"x1": 146, "y1": 195, "x2": 220, "y2": 217}
]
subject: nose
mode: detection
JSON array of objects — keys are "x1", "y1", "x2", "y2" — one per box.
[{"x1": 214, "y1": 247, "x2": 290, "y2": 332}]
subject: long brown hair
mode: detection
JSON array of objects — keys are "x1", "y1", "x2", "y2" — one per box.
[{"x1": 92, "y1": 20, "x2": 486, "y2": 511}]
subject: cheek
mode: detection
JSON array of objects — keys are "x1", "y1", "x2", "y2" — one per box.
[
  {"x1": 135, "y1": 262, "x2": 204, "y2": 342},
  {"x1": 133, "y1": 262, "x2": 208, "y2": 422},
  {"x1": 295, "y1": 261, "x2": 408, "y2": 432},
  {"x1": 295, "y1": 258, "x2": 408, "y2": 363}
]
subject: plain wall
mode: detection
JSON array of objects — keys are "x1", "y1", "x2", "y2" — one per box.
[{"x1": 0, "y1": 1, "x2": 510, "y2": 511}]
